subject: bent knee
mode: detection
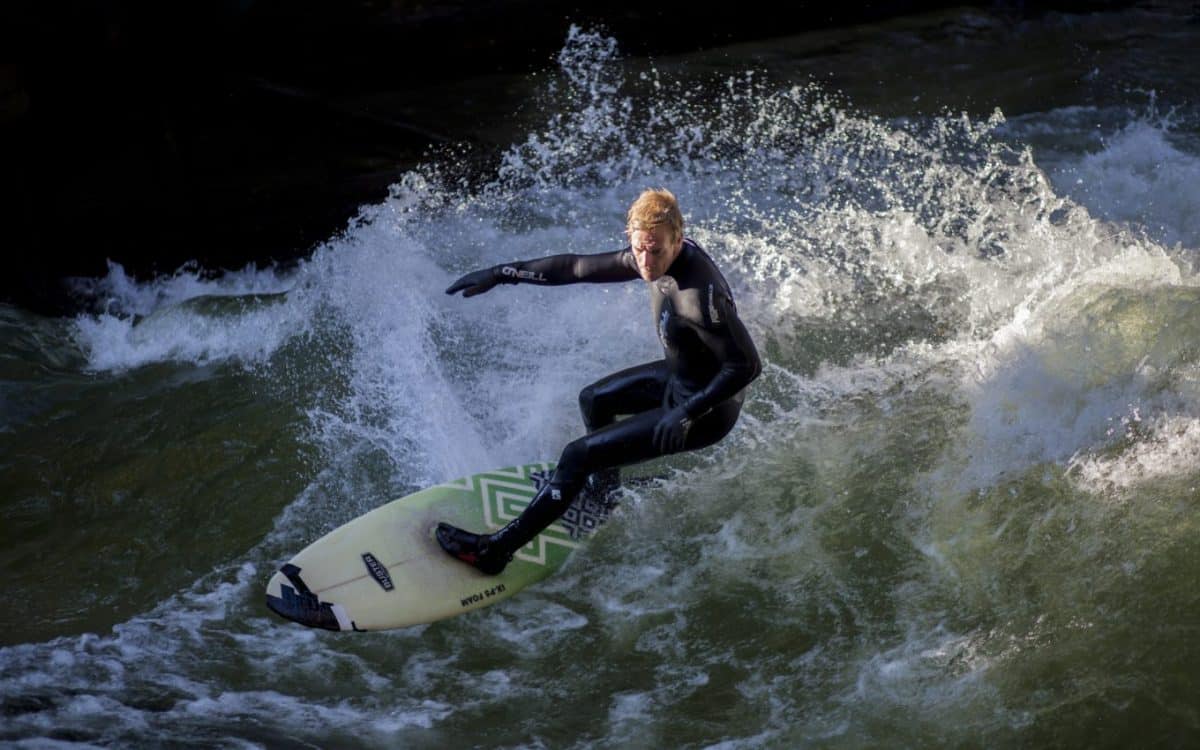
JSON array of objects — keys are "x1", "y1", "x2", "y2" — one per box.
[
  {"x1": 578, "y1": 385, "x2": 597, "y2": 420},
  {"x1": 559, "y1": 437, "x2": 589, "y2": 471},
  {"x1": 554, "y1": 438, "x2": 592, "y2": 492}
]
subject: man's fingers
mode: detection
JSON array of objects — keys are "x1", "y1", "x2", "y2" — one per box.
[
  {"x1": 654, "y1": 419, "x2": 681, "y2": 453},
  {"x1": 447, "y1": 269, "x2": 499, "y2": 298},
  {"x1": 445, "y1": 274, "x2": 476, "y2": 295}
]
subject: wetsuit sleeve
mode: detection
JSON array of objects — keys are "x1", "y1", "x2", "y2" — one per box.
[
  {"x1": 498, "y1": 248, "x2": 639, "y2": 285},
  {"x1": 680, "y1": 292, "x2": 762, "y2": 418}
]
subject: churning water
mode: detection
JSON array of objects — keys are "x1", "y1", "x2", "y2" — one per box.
[{"x1": 3, "y1": 9, "x2": 1200, "y2": 748}]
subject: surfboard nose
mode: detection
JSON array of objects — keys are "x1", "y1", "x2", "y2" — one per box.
[{"x1": 265, "y1": 564, "x2": 352, "y2": 631}]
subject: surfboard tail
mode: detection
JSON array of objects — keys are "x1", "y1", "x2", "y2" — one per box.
[{"x1": 265, "y1": 563, "x2": 356, "y2": 632}]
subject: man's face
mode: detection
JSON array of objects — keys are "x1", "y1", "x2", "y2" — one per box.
[{"x1": 629, "y1": 225, "x2": 683, "y2": 281}]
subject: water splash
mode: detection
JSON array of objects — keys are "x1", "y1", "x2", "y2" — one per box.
[{"x1": 16, "y1": 23, "x2": 1200, "y2": 748}]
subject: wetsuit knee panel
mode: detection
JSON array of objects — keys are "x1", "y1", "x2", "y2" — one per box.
[
  {"x1": 554, "y1": 438, "x2": 591, "y2": 493},
  {"x1": 578, "y1": 384, "x2": 598, "y2": 427}
]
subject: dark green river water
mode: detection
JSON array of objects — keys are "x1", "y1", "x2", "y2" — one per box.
[{"x1": 3, "y1": 4, "x2": 1200, "y2": 747}]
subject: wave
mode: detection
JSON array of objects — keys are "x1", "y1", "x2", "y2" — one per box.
[{"x1": 6, "y1": 24, "x2": 1199, "y2": 747}]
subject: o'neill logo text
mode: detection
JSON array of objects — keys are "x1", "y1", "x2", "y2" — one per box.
[
  {"x1": 362, "y1": 552, "x2": 394, "y2": 592},
  {"x1": 500, "y1": 266, "x2": 546, "y2": 282}
]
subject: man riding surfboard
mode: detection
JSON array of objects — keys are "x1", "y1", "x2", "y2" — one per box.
[{"x1": 438, "y1": 189, "x2": 761, "y2": 574}]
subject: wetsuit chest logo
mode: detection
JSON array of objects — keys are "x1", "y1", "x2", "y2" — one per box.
[
  {"x1": 658, "y1": 307, "x2": 671, "y2": 347},
  {"x1": 708, "y1": 284, "x2": 721, "y2": 324}
]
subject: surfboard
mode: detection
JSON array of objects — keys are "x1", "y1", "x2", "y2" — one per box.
[{"x1": 265, "y1": 462, "x2": 617, "y2": 632}]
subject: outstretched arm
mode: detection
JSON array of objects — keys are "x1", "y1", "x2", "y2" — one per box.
[{"x1": 446, "y1": 250, "x2": 639, "y2": 297}]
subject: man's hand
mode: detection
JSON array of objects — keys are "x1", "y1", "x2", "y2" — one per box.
[
  {"x1": 445, "y1": 267, "x2": 502, "y2": 298},
  {"x1": 653, "y1": 406, "x2": 692, "y2": 453}
]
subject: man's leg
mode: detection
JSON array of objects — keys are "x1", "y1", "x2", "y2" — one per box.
[
  {"x1": 437, "y1": 364, "x2": 666, "y2": 575},
  {"x1": 437, "y1": 410, "x2": 668, "y2": 575},
  {"x1": 437, "y1": 397, "x2": 742, "y2": 575},
  {"x1": 578, "y1": 361, "x2": 670, "y2": 431},
  {"x1": 577, "y1": 361, "x2": 669, "y2": 497}
]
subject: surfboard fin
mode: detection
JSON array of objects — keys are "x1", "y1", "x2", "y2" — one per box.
[{"x1": 266, "y1": 564, "x2": 346, "y2": 631}]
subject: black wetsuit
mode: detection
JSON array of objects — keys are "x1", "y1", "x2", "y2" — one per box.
[{"x1": 439, "y1": 238, "x2": 761, "y2": 573}]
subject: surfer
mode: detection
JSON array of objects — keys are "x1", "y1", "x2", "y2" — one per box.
[{"x1": 438, "y1": 188, "x2": 761, "y2": 574}]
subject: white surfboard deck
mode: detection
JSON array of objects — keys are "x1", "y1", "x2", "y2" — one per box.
[{"x1": 265, "y1": 462, "x2": 617, "y2": 631}]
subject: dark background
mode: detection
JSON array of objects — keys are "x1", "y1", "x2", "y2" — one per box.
[{"x1": 1, "y1": 0, "x2": 1137, "y2": 314}]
